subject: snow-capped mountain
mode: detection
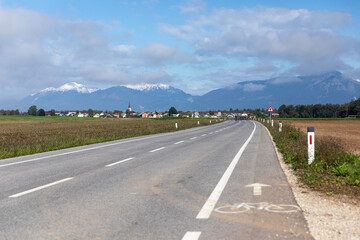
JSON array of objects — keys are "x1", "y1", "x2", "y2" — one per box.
[
  {"x1": 123, "y1": 83, "x2": 170, "y2": 91},
  {"x1": 37, "y1": 82, "x2": 98, "y2": 95},
  {"x1": 17, "y1": 83, "x2": 193, "y2": 112},
  {"x1": 13, "y1": 71, "x2": 360, "y2": 112}
]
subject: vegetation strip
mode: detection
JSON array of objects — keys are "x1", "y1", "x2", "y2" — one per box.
[
  {"x1": 0, "y1": 116, "x2": 220, "y2": 160},
  {"x1": 257, "y1": 120, "x2": 360, "y2": 198}
]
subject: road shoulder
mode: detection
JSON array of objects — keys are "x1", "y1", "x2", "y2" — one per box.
[{"x1": 264, "y1": 124, "x2": 360, "y2": 240}]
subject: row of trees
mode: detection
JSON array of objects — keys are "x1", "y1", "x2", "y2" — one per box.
[
  {"x1": 0, "y1": 109, "x2": 20, "y2": 115},
  {"x1": 278, "y1": 98, "x2": 360, "y2": 118},
  {"x1": 27, "y1": 105, "x2": 51, "y2": 116}
]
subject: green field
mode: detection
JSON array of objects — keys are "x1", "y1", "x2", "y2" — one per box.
[{"x1": 0, "y1": 116, "x2": 219, "y2": 159}]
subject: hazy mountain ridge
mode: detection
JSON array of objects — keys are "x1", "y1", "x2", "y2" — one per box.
[{"x1": 12, "y1": 71, "x2": 360, "y2": 112}]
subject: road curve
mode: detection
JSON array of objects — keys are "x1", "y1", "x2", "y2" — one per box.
[{"x1": 0, "y1": 120, "x2": 312, "y2": 240}]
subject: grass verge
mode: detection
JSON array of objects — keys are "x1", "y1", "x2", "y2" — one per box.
[
  {"x1": 258, "y1": 119, "x2": 360, "y2": 197},
  {"x1": 0, "y1": 116, "x2": 221, "y2": 160}
]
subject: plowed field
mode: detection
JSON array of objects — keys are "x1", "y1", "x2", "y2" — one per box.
[{"x1": 285, "y1": 120, "x2": 360, "y2": 156}]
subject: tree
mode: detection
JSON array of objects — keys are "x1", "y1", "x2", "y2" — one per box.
[
  {"x1": 37, "y1": 108, "x2": 45, "y2": 116},
  {"x1": 28, "y1": 105, "x2": 37, "y2": 116},
  {"x1": 88, "y1": 108, "x2": 94, "y2": 117},
  {"x1": 50, "y1": 109, "x2": 56, "y2": 116},
  {"x1": 169, "y1": 106, "x2": 178, "y2": 115}
]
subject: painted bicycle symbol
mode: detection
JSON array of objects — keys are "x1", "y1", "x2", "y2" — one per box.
[{"x1": 215, "y1": 202, "x2": 301, "y2": 214}]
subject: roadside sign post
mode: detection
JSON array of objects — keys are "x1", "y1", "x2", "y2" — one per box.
[
  {"x1": 175, "y1": 122, "x2": 178, "y2": 129},
  {"x1": 307, "y1": 127, "x2": 315, "y2": 165},
  {"x1": 198, "y1": 121, "x2": 200, "y2": 125},
  {"x1": 279, "y1": 121, "x2": 282, "y2": 132},
  {"x1": 267, "y1": 106, "x2": 274, "y2": 126}
]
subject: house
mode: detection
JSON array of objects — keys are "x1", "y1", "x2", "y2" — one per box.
[
  {"x1": 67, "y1": 111, "x2": 77, "y2": 117},
  {"x1": 149, "y1": 112, "x2": 161, "y2": 118},
  {"x1": 142, "y1": 112, "x2": 149, "y2": 118},
  {"x1": 192, "y1": 112, "x2": 200, "y2": 118},
  {"x1": 121, "y1": 113, "x2": 126, "y2": 118},
  {"x1": 93, "y1": 113, "x2": 100, "y2": 118},
  {"x1": 182, "y1": 114, "x2": 190, "y2": 118},
  {"x1": 113, "y1": 113, "x2": 120, "y2": 118},
  {"x1": 271, "y1": 113, "x2": 279, "y2": 117},
  {"x1": 78, "y1": 111, "x2": 89, "y2": 118}
]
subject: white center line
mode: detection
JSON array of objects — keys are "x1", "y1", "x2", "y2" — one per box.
[
  {"x1": 105, "y1": 157, "x2": 134, "y2": 167},
  {"x1": 196, "y1": 122, "x2": 257, "y2": 219},
  {"x1": 9, "y1": 178, "x2": 73, "y2": 198},
  {"x1": 149, "y1": 147, "x2": 166, "y2": 153},
  {"x1": 201, "y1": 134, "x2": 207, "y2": 136},
  {"x1": 190, "y1": 137, "x2": 198, "y2": 140},
  {"x1": 182, "y1": 231, "x2": 201, "y2": 240},
  {"x1": 174, "y1": 141, "x2": 185, "y2": 145}
]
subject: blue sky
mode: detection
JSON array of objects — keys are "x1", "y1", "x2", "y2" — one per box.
[{"x1": 1, "y1": 0, "x2": 360, "y2": 101}]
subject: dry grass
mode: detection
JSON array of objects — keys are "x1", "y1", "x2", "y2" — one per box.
[
  {"x1": 0, "y1": 117, "x2": 215, "y2": 159},
  {"x1": 284, "y1": 121, "x2": 360, "y2": 156}
]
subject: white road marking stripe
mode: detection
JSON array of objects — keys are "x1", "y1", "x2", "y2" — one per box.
[
  {"x1": 182, "y1": 231, "x2": 201, "y2": 240},
  {"x1": 190, "y1": 137, "x2": 198, "y2": 140},
  {"x1": 150, "y1": 147, "x2": 165, "y2": 153},
  {"x1": 196, "y1": 122, "x2": 257, "y2": 219},
  {"x1": 201, "y1": 134, "x2": 207, "y2": 136},
  {"x1": 9, "y1": 178, "x2": 73, "y2": 198},
  {"x1": 174, "y1": 141, "x2": 185, "y2": 145},
  {"x1": 105, "y1": 157, "x2": 134, "y2": 167}
]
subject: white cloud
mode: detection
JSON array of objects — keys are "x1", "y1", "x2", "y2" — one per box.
[
  {"x1": 139, "y1": 43, "x2": 196, "y2": 66},
  {"x1": 242, "y1": 83, "x2": 266, "y2": 92},
  {"x1": 174, "y1": 0, "x2": 206, "y2": 14},
  {"x1": 0, "y1": 6, "x2": 187, "y2": 100},
  {"x1": 162, "y1": 6, "x2": 359, "y2": 75}
]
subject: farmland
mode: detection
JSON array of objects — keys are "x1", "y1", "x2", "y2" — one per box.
[
  {"x1": 0, "y1": 116, "x2": 217, "y2": 160},
  {"x1": 285, "y1": 120, "x2": 360, "y2": 156}
]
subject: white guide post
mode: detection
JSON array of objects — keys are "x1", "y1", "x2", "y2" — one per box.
[
  {"x1": 307, "y1": 127, "x2": 315, "y2": 165},
  {"x1": 271, "y1": 119, "x2": 274, "y2": 127},
  {"x1": 175, "y1": 122, "x2": 178, "y2": 129},
  {"x1": 210, "y1": 120, "x2": 212, "y2": 124},
  {"x1": 198, "y1": 121, "x2": 200, "y2": 125},
  {"x1": 279, "y1": 121, "x2": 282, "y2": 132}
]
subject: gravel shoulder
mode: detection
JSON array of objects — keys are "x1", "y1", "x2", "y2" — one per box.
[{"x1": 266, "y1": 127, "x2": 360, "y2": 240}]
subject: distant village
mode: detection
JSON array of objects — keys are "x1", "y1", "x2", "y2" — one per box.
[{"x1": 0, "y1": 103, "x2": 269, "y2": 119}]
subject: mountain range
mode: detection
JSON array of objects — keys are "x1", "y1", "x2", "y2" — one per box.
[{"x1": 8, "y1": 71, "x2": 360, "y2": 112}]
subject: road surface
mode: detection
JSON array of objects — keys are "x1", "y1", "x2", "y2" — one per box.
[{"x1": 0, "y1": 120, "x2": 312, "y2": 239}]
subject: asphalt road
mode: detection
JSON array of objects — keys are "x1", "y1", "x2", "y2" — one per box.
[{"x1": 0, "y1": 120, "x2": 312, "y2": 240}]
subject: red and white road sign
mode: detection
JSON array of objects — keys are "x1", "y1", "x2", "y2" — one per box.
[{"x1": 267, "y1": 106, "x2": 274, "y2": 112}]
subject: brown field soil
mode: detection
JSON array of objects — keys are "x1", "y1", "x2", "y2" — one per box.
[
  {"x1": 284, "y1": 120, "x2": 360, "y2": 156},
  {"x1": 0, "y1": 117, "x2": 216, "y2": 159}
]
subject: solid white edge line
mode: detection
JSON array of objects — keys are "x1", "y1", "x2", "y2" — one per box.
[
  {"x1": 196, "y1": 122, "x2": 257, "y2": 219},
  {"x1": 105, "y1": 157, "x2": 134, "y2": 167},
  {"x1": 201, "y1": 134, "x2": 207, "y2": 136},
  {"x1": 182, "y1": 231, "x2": 201, "y2": 240},
  {"x1": 190, "y1": 137, "x2": 198, "y2": 140},
  {"x1": 0, "y1": 121, "x2": 232, "y2": 169},
  {"x1": 174, "y1": 141, "x2": 185, "y2": 145},
  {"x1": 149, "y1": 147, "x2": 165, "y2": 153},
  {"x1": 9, "y1": 177, "x2": 73, "y2": 198}
]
